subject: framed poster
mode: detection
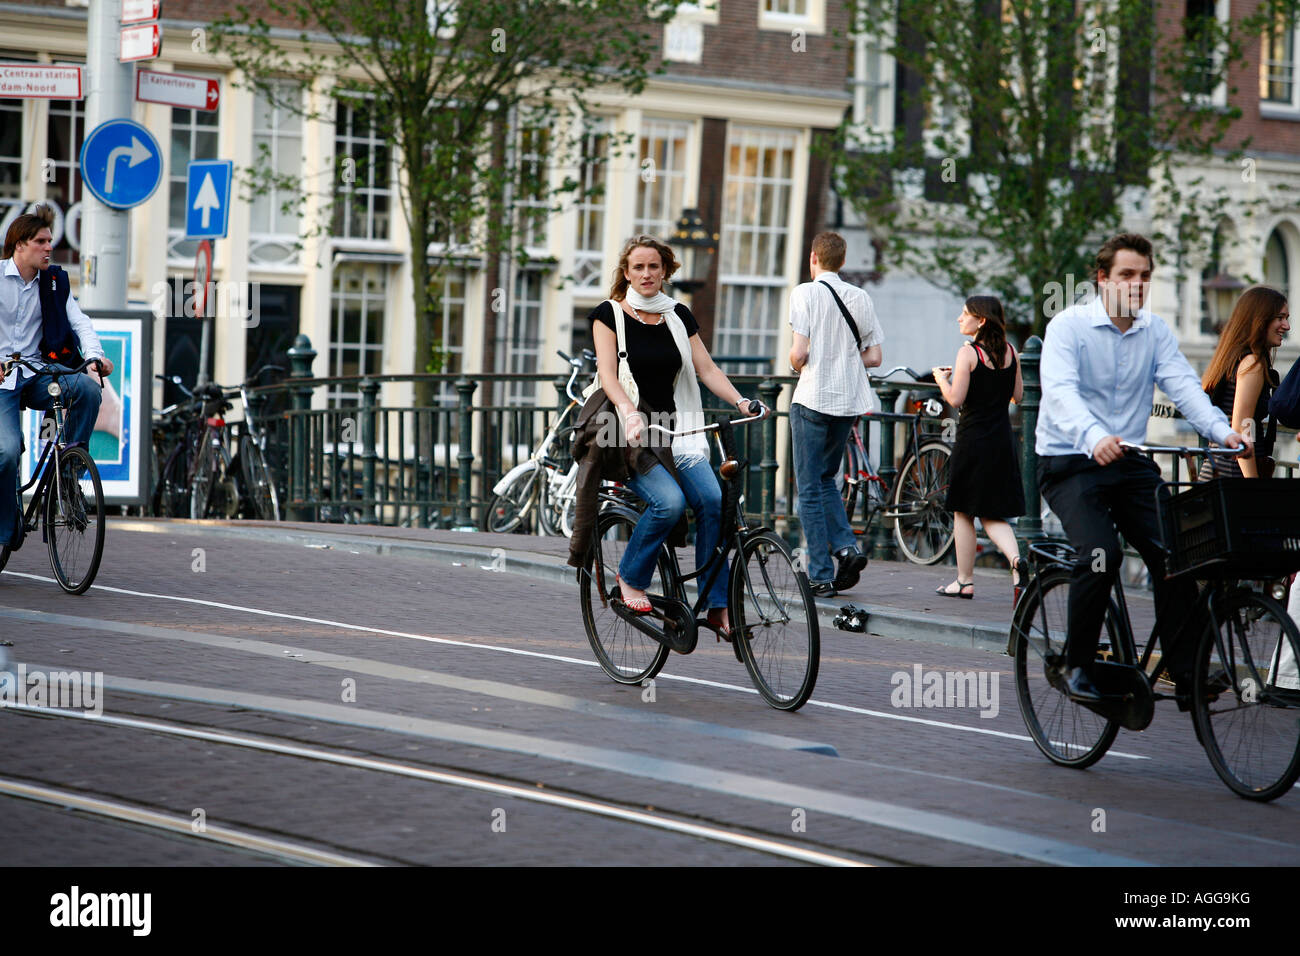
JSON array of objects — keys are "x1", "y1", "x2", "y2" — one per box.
[{"x1": 19, "y1": 309, "x2": 152, "y2": 506}]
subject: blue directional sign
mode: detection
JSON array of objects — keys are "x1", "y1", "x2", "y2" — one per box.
[
  {"x1": 185, "y1": 160, "x2": 233, "y2": 239},
  {"x1": 79, "y1": 119, "x2": 163, "y2": 210}
]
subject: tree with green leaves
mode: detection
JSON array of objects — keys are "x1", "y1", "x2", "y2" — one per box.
[
  {"x1": 213, "y1": 0, "x2": 679, "y2": 405},
  {"x1": 833, "y1": 0, "x2": 1291, "y2": 339}
]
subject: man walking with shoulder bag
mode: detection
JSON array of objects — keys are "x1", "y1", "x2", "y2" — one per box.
[{"x1": 788, "y1": 232, "x2": 884, "y2": 597}]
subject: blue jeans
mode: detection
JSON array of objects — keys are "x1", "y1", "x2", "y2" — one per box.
[
  {"x1": 0, "y1": 369, "x2": 102, "y2": 544},
  {"x1": 790, "y1": 402, "x2": 858, "y2": 584},
  {"x1": 620, "y1": 457, "x2": 729, "y2": 609}
]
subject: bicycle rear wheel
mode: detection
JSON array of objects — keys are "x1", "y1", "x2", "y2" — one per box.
[
  {"x1": 1012, "y1": 568, "x2": 1123, "y2": 768},
  {"x1": 842, "y1": 441, "x2": 864, "y2": 526},
  {"x1": 1192, "y1": 589, "x2": 1300, "y2": 801},
  {"x1": 580, "y1": 508, "x2": 671, "y2": 685},
  {"x1": 892, "y1": 441, "x2": 954, "y2": 565},
  {"x1": 241, "y1": 439, "x2": 281, "y2": 520},
  {"x1": 482, "y1": 467, "x2": 537, "y2": 534},
  {"x1": 732, "y1": 530, "x2": 819, "y2": 711},
  {"x1": 45, "y1": 445, "x2": 105, "y2": 595}
]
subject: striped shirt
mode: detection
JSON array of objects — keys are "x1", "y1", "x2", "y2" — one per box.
[{"x1": 789, "y1": 271, "x2": 884, "y2": 417}]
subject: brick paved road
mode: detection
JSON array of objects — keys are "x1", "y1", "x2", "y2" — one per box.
[{"x1": 1, "y1": 518, "x2": 1295, "y2": 867}]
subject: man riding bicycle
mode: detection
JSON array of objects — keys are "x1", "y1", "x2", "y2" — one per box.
[
  {"x1": 1037, "y1": 233, "x2": 1250, "y2": 703},
  {"x1": 0, "y1": 206, "x2": 112, "y2": 551}
]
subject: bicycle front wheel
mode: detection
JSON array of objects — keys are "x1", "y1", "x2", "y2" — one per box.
[
  {"x1": 1192, "y1": 589, "x2": 1300, "y2": 801},
  {"x1": 1012, "y1": 568, "x2": 1123, "y2": 768},
  {"x1": 580, "y1": 508, "x2": 671, "y2": 685},
  {"x1": 45, "y1": 445, "x2": 105, "y2": 595},
  {"x1": 241, "y1": 440, "x2": 281, "y2": 520},
  {"x1": 732, "y1": 530, "x2": 819, "y2": 711},
  {"x1": 892, "y1": 441, "x2": 954, "y2": 565},
  {"x1": 482, "y1": 468, "x2": 537, "y2": 534}
]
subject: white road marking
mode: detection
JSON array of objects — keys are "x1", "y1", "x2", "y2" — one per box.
[{"x1": 0, "y1": 570, "x2": 1147, "y2": 758}]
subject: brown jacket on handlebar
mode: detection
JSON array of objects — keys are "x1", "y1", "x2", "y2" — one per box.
[{"x1": 566, "y1": 387, "x2": 687, "y2": 569}]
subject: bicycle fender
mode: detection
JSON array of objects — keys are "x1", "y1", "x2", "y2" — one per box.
[{"x1": 492, "y1": 460, "x2": 538, "y2": 496}]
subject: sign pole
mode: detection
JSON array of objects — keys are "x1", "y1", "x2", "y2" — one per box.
[{"x1": 81, "y1": 0, "x2": 135, "y2": 310}]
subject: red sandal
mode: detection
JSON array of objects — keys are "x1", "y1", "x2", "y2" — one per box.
[{"x1": 616, "y1": 575, "x2": 652, "y2": 614}]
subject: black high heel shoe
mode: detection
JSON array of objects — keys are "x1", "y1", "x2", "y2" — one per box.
[{"x1": 1011, "y1": 557, "x2": 1023, "y2": 605}]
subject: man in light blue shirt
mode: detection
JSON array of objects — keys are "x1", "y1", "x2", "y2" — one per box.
[
  {"x1": 1, "y1": 207, "x2": 111, "y2": 550},
  {"x1": 1037, "y1": 233, "x2": 1249, "y2": 702}
]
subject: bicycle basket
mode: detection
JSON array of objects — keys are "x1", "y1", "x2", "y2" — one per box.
[{"x1": 1159, "y1": 478, "x2": 1300, "y2": 580}]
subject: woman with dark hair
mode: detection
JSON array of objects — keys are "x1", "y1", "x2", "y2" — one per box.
[
  {"x1": 931, "y1": 295, "x2": 1025, "y2": 599},
  {"x1": 587, "y1": 235, "x2": 762, "y2": 639},
  {"x1": 1199, "y1": 285, "x2": 1289, "y2": 479}
]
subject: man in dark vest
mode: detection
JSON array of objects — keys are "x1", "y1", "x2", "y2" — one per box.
[{"x1": 1, "y1": 206, "x2": 113, "y2": 550}]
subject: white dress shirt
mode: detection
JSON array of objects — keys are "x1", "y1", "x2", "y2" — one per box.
[
  {"x1": 789, "y1": 271, "x2": 884, "y2": 417},
  {"x1": 1037, "y1": 295, "x2": 1232, "y2": 456},
  {"x1": 0, "y1": 258, "x2": 103, "y2": 391}
]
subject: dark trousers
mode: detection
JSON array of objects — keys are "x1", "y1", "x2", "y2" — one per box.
[{"x1": 1038, "y1": 453, "x2": 1197, "y2": 682}]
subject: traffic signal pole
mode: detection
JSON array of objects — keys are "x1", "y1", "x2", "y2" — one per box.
[{"x1": 80, "y1": 0, "x2": 134, "y2": 310}]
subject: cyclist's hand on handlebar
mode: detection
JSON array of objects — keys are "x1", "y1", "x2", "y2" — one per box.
[
  {"x1": 737, "y1": 398, "x2": 769, "y2": 419},
  {"x1": 1092, "y1": 435, "x2": 1125, "y2": 466},
  {"x1": 621, "y1": 407, "x2": 646, "y2": 446},
  {"x1": 91, "y1": 357, "x2": 114, "y2": 380},
  {"x1": 1223, "y1": 432, "x2": 1254, "y2": 459}
]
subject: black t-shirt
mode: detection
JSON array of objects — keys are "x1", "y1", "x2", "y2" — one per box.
[{"x1": 589, "y1": 300, "x2": 699, "y2": 415}]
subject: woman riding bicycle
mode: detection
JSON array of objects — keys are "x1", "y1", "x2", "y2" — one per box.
[{"x1": 589, "y1": 235, "x2": 759, "y2": 640}]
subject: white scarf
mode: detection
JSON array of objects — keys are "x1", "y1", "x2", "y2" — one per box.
[{"x1": 621, "y1": 289, "x2": 710, "y2": 464}]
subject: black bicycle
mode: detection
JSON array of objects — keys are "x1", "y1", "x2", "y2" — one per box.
[
  {"x1": 0, "y1": 355, "x2": 106, "y2": 594},
  {"x1": 578, "y1": 403, "x2": 820, "y2": 711},
  {"x1": 1010, "y1": 442, "x2": 1300, "y2": 801}
]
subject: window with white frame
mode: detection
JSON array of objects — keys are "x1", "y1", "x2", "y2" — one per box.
[
  {"x1": 168, "y1": 104, "x2": 220, "y2": 263},
  {"x1": 635, "y1": 118, "x2": 690, "y2": 239},
  {"x1": 1183, "y1": 0, "x2": 1229, "y2": 105},
  {"x1": 0, "y1": 96, "x2": 20, "y2": 199},
  {"x1": 515, "y1": 123, "x2": 550, "y2": 253},
  {"x1": 333, "y1": 95, "x2": 392, "y2": 242},
  {"x1": 715, "y1": 126, "x2": 796, "y2": 372},
  {"x1": 328, "y1": 261, "x2": 387, "y2": 405},
  {"x1": 500, "y1": 268, "x2": 543, "y2": 405},
  {"x1": 1262, "y1": 11, "x2": 1298, "y2": 108},
  {"x1": 432, "y1": 268, "x2": 467, "y2": 404},
  {"x1": 759, "y1": 0, "x2": 824, "y2": 32},
  {"x1": 571, "y1": 119, "x2": 609, "y2": 293},
  {"x1": 46, "y1": 87, "x2": 85, "y2": 268},
  {"x1": 1264, "y1": 228, "x2": 1291, "y2": 304},
  {"x1": 850, "y1": 14, "x2": 895, "y2": 142},
  {"x1": 250, "y1": 82, "x2": 304, "y2": 266}
]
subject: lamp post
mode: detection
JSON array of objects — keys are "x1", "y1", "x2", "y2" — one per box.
[
  {"x1": 1202, "y1": 272, "x2": 1244, "y2": 333},
  {"x1": 670, "y1": 208, "x2": 718, "y2": 294}
]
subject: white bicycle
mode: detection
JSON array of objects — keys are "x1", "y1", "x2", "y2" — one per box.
[{"x1": 481, "y1": 350, "x2": 593, "y2": 537}]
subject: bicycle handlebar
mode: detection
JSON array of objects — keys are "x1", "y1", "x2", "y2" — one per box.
[
  {"x1": 646, "y1": 402, "x2": 769, "y2": 438},
  {"x1": 868, "y1": 366, "x2": 923, "y2": 383},
  {"x1": 1119, "y1": 441, "x2": 1245, "y2": 457},
  {"x1": 5, "y1": 354, "x2": 104, "y2": 384}
]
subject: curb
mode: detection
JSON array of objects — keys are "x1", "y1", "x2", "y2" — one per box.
[{"x1": 109, "y1": 519, "x2": 1011, "y2": 656}]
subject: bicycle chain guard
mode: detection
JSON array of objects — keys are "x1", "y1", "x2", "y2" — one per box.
[
  {"x1": 1046, "y1": 656, "x2": 1155, "y2": 731},
  {"x1": 610, "y1": 596, "x2": 698, "y2": 654}
]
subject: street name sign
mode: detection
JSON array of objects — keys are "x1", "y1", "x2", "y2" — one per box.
[
  {"x1": 136, "y1": 70, "x2": 219, "y2": 111},
  {"x1": 119, "y1": 23, "x2": 162, "y2": 63},
  {"x1": 80, "y1": 119, "x2": 164, "y2": 210},
  {"x1": 121, "y1": 0, "x2": 160, "y2": 25},
  {"x1": 0, "y1": 63, "x2": 82, "y2": 99},
  {"x1": 185, "y1": 160, "x2": 233, "y2": 239}
]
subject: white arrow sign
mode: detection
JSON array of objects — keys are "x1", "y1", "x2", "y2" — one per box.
[
  {"x1": 119, "y1": 23, "x2": 161, "y2": 63},
  {"x1": 121, "y1": 0, "x2": 160, "y2": 25},
  {"x1": 192, "y1": 172, "x2": 221, "y2": 228},
  {"x1": 104, "y1": 136, "x2": 153, "y2": 194},
  {"x1": 136, "y1": 70, "x2": 220, "y2": 111}
]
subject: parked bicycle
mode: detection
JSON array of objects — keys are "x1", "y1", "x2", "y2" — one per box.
[
  {"x1": 0, "y1": 356, "x2": 105, "y2": 594},
  {"x1": 1010, "y1": 442, "x2": 1300, "y2": 801},
  {"x1": 840, "y1": 366, "x2": 954, "y2": 564},
  {"x1": 482, "y1": 349, "x2": 595, "y2": 536},
  {"x1": 152, "y1": 368, "x2": 284, "y2": 521},
  {"x1": 579, "y1": 403, "x2": 820, "y2": 711}
]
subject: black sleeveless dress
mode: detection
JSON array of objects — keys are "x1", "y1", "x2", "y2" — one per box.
[
  {"x1": 944, "y1": 346, "x2": 1025, "y2": 518},
  {"x1": 1198, "y1": 352, "x2": 1275, "y2": 480}
]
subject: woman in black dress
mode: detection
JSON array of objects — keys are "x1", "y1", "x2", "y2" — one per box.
[
  {"x1": 1199, "y1": 285, "x2": 1290, "y2": 480},
  {"x1": 931, "y1": 295, "x2": 1025, "y2": 599}
]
